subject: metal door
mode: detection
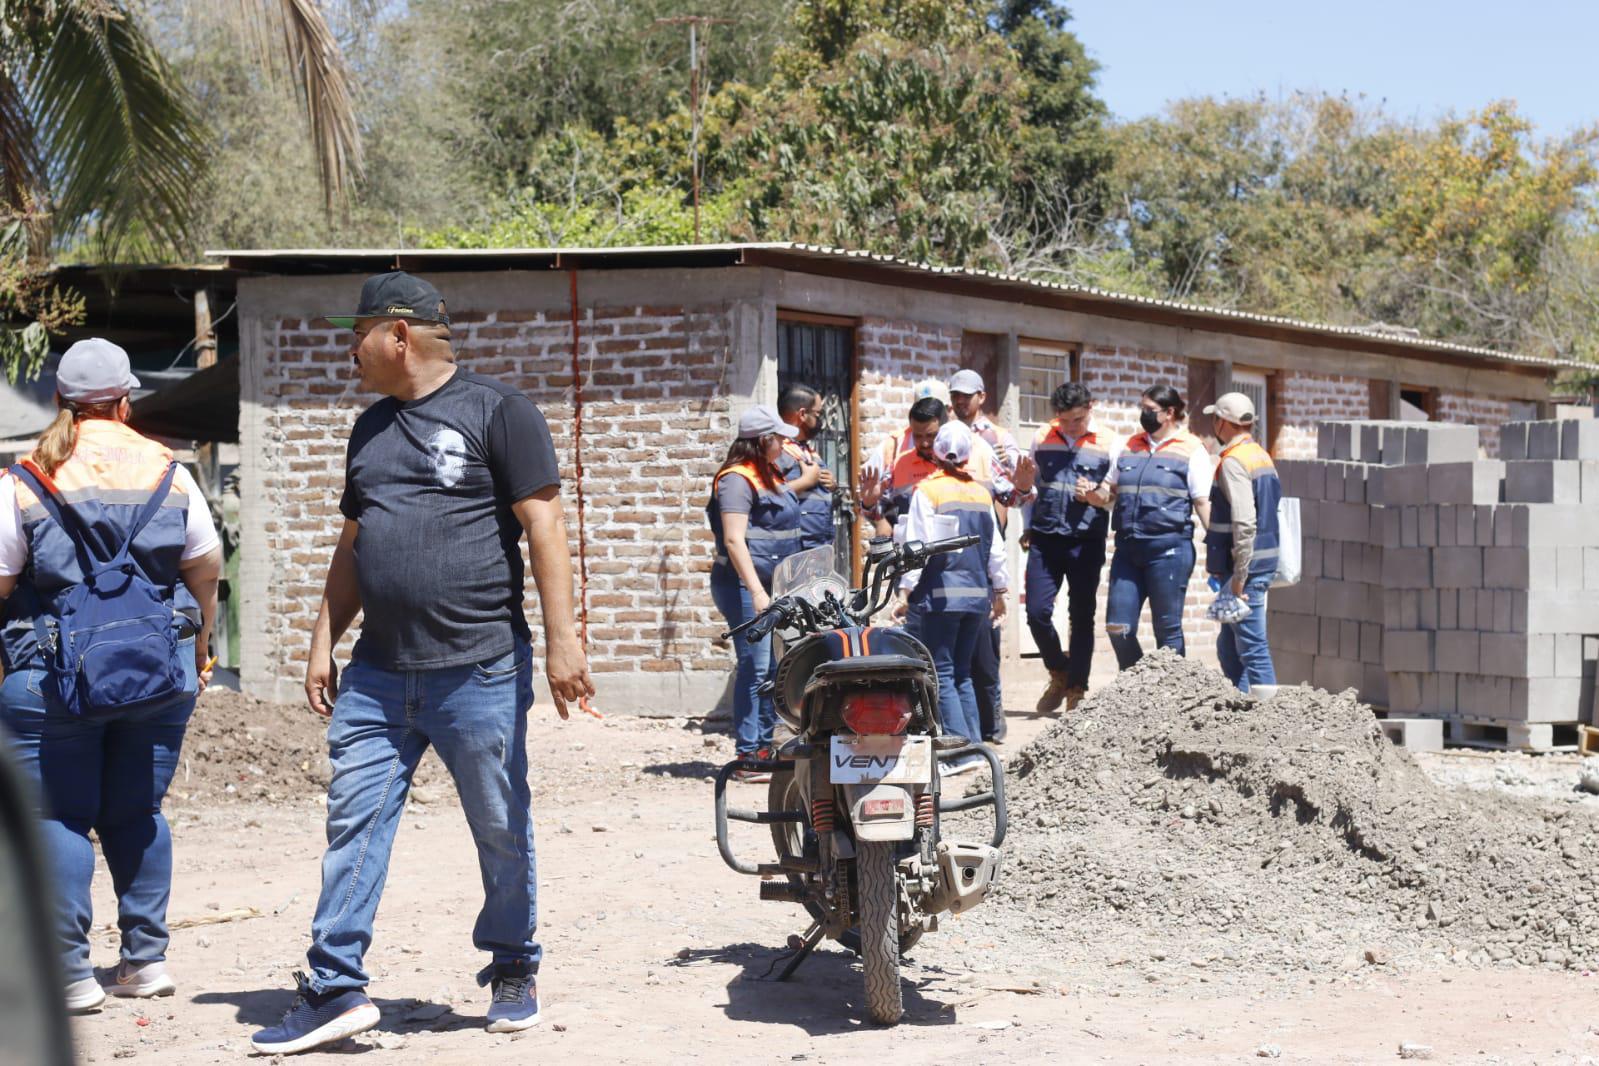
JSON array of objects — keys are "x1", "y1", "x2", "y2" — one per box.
[{"x1": 777, "y1": 319, "x2": 855, "y2": 574}]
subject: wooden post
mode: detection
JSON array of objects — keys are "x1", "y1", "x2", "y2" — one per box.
[{"x1": 194, "y1": 288, "x2": 217, "y2": 369}]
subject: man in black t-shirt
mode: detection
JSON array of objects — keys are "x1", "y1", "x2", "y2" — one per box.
[{"x1": 254, "y1": 272, "x2": 594, "y2": 1055}]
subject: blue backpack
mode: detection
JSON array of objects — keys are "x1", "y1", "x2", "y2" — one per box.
[{"x1": 9, "y1": 461, "x2": 192, "y2": 717}]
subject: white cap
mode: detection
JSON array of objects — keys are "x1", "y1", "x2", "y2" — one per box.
[
  {"x1": 933, "y1": 420, "x2": 973, "y2": 465},
  {"x1": 737, "y1": 404, "x2": 799, "y2": 440},
  {"x1": 57, "y1": 338, "x2": 140, "y2": 404},
  {"x1": 1203, "y1": 391, "x2": 1256, "y2": 425},
  {"x1": 912, "y1": 377, "x2": 950, "y2": 404},
  {"x1": 948, "y1": 369, "x2": 984, "y2": 395}
]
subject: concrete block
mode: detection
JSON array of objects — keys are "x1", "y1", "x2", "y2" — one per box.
[
  {"x1": 1501, "y1": 422, "x2": 1529, "y2": 461},
  {"x1": 1302, "y1": 538, "x2": 1324, "y2": 582},
  {"x1": 1380, "y1": 508, "x2": 1401, "y2": 549},
  {"x1": 1505, "y1": 461, "x2": 1582, "y2": 504},
  {"x1": 1562, "y1": 419, "x2": 1599, "y2": 460},
  {"x1": 1313, "y1": 656, "x2": 1363, "y2": 694},
  {"x1": 1491, "y1": 589, "x2": 1514, "y2": 632},
  {"x1": 1316, "y1": 427, "x2": 1337, "y2": 460},
  {"x1": 1273, "y1": 649, "x2": 1315, "y2": 685},
  {"x1": 1509, "y1": 677, "x2": 1587, "y2": 722},
  {"x1": 1559, "y1": 546, "x2": 1585, "y2": 590},
  {"x1": 1510, "y1": 590, "x2": 1528, "y2": 633},
  {"x1": 1320, "y1": 580, "x2": 1369, "y2": 622},
  {"x1": 1340, "y1": 619, "x2": 1361, "y2": 661},
  {"x1": 1379, "y1": 718, "x2": 1444, "y2": 752},
  {"x1": 1526, "y1": 592, "x2": 1599, "y2": 634},
  {"x1": 1344, "y1": 464, "x2": 1368, "y2": 504},
  {"x1": 1319, "y1": 617, "x2": 1341, "y2": 657},
  {"x1": 1527, "y1": 421, "x2": 1561, "y2": 460},
  {"x1": 1418, "y1": 505, "x2": 1439, "y2": 547},
  {"x1": 1432, "y1": 547, "x2": 1483, "y2": 588},
  {"x1": 1436, "y1": 630, "x2": 1480, "y2": 674},
  {"x1": 1383, "y1": 630, "x2": 1434, "y2": 673},
  {"x1": 1361, "y1": 622, "x2": 1383, "y2": 665},
  {"x1": 1524, "y1": 505, "x2": 1599, "y2": 548},
  {"x1": 1457, "y1": 588, "x2": 1479, "y2": 630},
  {"x1": 1400, "y1": 507, "x2": 1419, "y2": 547},
  {"x1": 1405, "y1": 424, "x2": 1479, "y2": 464},
  {"x1": 1304, "y1": 463, "x2": 1327, "y2": 502},
  {"x1": 1581, "y1": 461, "x2": 1599, "y2": 504},
  {"x1": 1456, "y1": 504, "x2": 1478, "y2": 546},
  {"x1": 1362, "y1": 664, "x2": 1389, "y2": 706},
  {"x1": 1427, "y1": 461, "x2": 1504, "y2": 505},
  {"x1": 1555, "y1": 633, "x2": 1585, "y2": 678},
  {"x1": 1382, "y1": 548, "x2": 1432, "y2": 589},
  {"x1": 1328, "y1": 422, "x2": 1356, "y2": 461},
  {"x1": 1438, "y1": 589, "x2": 1458, "y2": 630},
  {"x1": 1271, "y1": 577, "x2": 1315, "y2": 614},
  {"x1": 1418, "y1": 590, "x2": 1439, "y2": 631},
  {"x1": 1475, "y1": 505, "x2": 1494, "y2": 547},
  {"x1": 1585, "y1": 547, "x2": 1599, "y2": 589},
  {"x1": 1321, "y1": 502, "x2": 1372, "y2": 542},
  {"x1": 1322, "y1": 542, "x2": 1343, "y2": 579},
  {"x1": 1493, "y1": 504, "x2": 1523, "y2": 547},
  {"x1": 1271, "y1": 610, "x2": 1321, "y2": 655},
  {"x1": 1378, "y1": 464, "x2": 1429, "y2": 507},
  {"x1": 1438, "y1": 505, "x2": 1458, "y2": 547},
  {"x1": 1422, "y1": 671, "x2": 1458, "y2": 714},
  {"x1": 1479, "y1": 633, "x2": 1553, "y2": 678},
  {"x1": 1483, "y1": 547, "x2": 1531, "y2": 589},
  {"x1": 1387, "y1": 672, "x2": 1424, "y2": 713}
]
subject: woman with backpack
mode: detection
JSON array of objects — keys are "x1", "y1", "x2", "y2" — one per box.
[{"x1": 0, "y1": 339, "x2": 221, "y2": 1013}]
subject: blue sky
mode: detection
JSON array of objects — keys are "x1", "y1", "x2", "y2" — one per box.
[{"x1": 1067, "y1": 1, "x2": 1598, "y2": 137}]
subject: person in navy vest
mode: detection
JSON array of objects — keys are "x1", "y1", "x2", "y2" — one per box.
[
  {"x1": 1021, "y1": 382, "x2": 1122, "y2": 713},
  {"x1": 708, "y1": 405, "x2": 804, "y2": 782},
  {"x1": 895, "y1": 422, "x2": 1009, "y2": 777},
  {"x1": 775, "y1": 383, "x2": 835, "y2": 550},
  {"x1": 0, "y1": 339, "x2": 221, "y2": 1014},
  {"x1": 1202, "y1": 392, "x2": 1282, "y2": 692},
  {"x1": 1083, "y1": 384, "x2": 1214, "y2": 668}
]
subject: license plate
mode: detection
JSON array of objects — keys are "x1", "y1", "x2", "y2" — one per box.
[{"x1": 829, "y1": 735, "x2": 933, "y2": 784}]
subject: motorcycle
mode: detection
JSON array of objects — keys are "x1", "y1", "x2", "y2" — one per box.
[{"x1": 713, "y1": 536, "x2": 1007, "y2": 1025}]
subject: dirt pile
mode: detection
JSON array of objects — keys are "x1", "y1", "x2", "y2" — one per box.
[
  {"x1": 170, "y1": 687, "x2": 448, "y2": 806},
  {"x1": 984, "y1": 651, "x2": 1599, "y2": 975}
]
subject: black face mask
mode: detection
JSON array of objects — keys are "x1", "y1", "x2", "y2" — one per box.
[{"x1": 1139, "y1": 409, "x2": 1163, "y2": 434}]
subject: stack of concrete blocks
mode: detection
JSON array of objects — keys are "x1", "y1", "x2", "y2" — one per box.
[{"x1": 1267, "y1": 417, "x2": 1599, "y2": 751}]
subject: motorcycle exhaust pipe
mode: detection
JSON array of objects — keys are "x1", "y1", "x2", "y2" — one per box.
[{"x1": 760, "y1": 882, "x2": 807, "y2": 903}]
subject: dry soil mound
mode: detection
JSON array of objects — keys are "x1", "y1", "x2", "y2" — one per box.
[{"x1": 987, "y1": 650, "x2": 1599, "y2": 974}]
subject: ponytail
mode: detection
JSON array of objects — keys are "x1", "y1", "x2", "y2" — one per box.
[
  {"x1": 30, "y1": 396, "x2": 124, "y2": 476},
  {"x1": 31, "y1": 406, "x2": 78, "y2": 477}
]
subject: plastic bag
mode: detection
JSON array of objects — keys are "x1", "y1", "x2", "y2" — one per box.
[{"x1": 1271, "y1": 497, "x2": 1301, "y2": 588}]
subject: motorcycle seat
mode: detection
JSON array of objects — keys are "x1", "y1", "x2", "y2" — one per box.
[{"x1": 809, "y1": 655, "x2": 928, "y2": 683}]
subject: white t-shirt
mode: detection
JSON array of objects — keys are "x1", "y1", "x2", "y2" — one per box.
[
  {"x1": 1103, "y1": 432, "x2": 1214, "y2": 500},
  {"x1": 0, "y1": 464, "x2": 221, "y2": 577}
]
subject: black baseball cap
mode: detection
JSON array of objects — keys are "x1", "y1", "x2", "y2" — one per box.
[{"x1": 326, "y1": 271, "x2": 450, "y2": 329}]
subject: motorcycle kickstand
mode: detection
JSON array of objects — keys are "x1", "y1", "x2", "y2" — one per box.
[{"x1": 773, "y1": 922, "x2": 825, "y2": 982}]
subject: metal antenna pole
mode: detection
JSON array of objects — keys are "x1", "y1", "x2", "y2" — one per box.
[{"x1": 652, "y1": 15, "x2": 734, "y2": 245}]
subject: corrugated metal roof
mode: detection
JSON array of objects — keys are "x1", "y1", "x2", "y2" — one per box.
[{"x1": 210, "y1": 242, "x2": 1584, "y2": 373}]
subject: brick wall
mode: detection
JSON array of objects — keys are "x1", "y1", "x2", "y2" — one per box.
[
  {"x1": 1274, "y1": 371, "x2": 1369, "y2": 459},
  {"x1": 1437, "y1": 391, "x2": 1510, "y2": 458},
  {"x1": 255, "y1": 304, "x2": 737, "y2": 703},
  {"x1": 856, "y1": 317, "x2": 964, "y2": 457}
]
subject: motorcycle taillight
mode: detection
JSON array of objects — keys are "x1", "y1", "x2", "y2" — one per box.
[{"x1": 841, "y1": 691, "x2": 912, "y2": 735}]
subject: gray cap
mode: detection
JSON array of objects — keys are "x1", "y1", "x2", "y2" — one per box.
[
  {"x1": 1203, "y1": 391, "x2": 1256, "y2": 425},
  {"x1": 948, "y1": 369, "x2": 985, "y2": 395},
  {"x1": 57, "y1": 338, "x2": 140, "y2": 404},
  {"x1": 737, "y1": 404, "x2": 799, "y2": 440}
]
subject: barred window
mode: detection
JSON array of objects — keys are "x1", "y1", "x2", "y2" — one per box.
[{"x1": 1019, "y1": 342, "x2": 1074, "y2": 426}]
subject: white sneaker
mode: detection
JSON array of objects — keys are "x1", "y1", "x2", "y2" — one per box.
[
  {"x1": 103, "y1": 960, "x2": 176, "y2": 998},
  {"x1": 64, "y1": 976, "x2": 106, "y2": 1013}
]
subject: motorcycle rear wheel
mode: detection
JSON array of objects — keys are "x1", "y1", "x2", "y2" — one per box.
[
  {"x1": 767, "y1": 770, "x2": 925, "y2": 957},
  {"x1": 856, "y1": 840, "x2": 904, "y2": 1025}
]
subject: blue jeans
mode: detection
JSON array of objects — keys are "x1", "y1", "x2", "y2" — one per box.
[
  {"x1": 0, "y1": 639, "x2": 196, "y2": 982},
  {"x1": 1025, "y1": 532, "x2": 1107, "y2": 688},
  {"x1": 1216, "y1": 571, "x2": 1277, "y2": 692},
  {"x1": 306, "y1": 643, "x2": 537, "y2": 993},
  {"x1": 1105, "y1": 537, "x2": 1196, "y2": 669},
  {"x1": 920, "y1": 611, "x2": 983, "y2": 743},
  {"x1": 710, "y1": 569, "x2": 775, "y2": 754}
]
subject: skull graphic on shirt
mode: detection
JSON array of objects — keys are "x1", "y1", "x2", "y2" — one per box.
[{"x1": 426, "y1": 428, "x2": 467, "y2": 487}]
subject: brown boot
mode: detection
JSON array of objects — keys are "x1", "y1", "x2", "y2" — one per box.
[
  {"x1": 1063, "y1": 685, "x2": 1087, "y2": 712},
  {"x1": 1036, "y1": 670, "x2": 1072, "y2": 714}
]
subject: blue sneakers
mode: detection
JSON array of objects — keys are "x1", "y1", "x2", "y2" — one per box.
[
  {"x1": 483, "y1": 961, "x2": 541, "y2": 1033},
  {"x1": 251, "y1": 971, "x2": 381, "y2": 1055}
]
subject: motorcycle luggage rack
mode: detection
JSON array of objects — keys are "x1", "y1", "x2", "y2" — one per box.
[
  {"x1": 714, "y1": 757, "x2": 810, "y2": 876},
  {"x1": 935, "y1": 743, "x2": 1009, "y2": 848}
]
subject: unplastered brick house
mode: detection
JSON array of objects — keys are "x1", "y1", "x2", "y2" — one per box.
[{"x1": 217, "y1": 244, "x2": 1572, "y2": 714}]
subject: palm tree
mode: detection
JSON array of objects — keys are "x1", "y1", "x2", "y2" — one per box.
[
  {"x1": 1, "y1": 0, "x2": 362, "y2": 253},
  {"x1": 1, "y1": 0, "x2": 362, "y2": 377}
]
